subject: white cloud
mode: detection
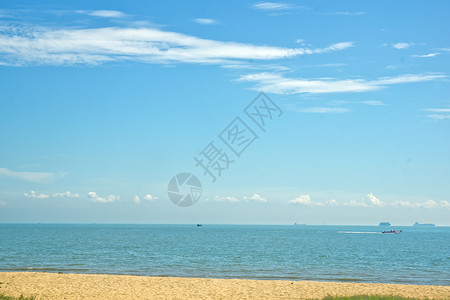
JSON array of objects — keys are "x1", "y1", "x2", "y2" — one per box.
[
  {"x1": 422, "y1": 200, "x2": 438, "y2": 208},
  {"x1": 24, "y1": 190, "x2": 50, "y2": 199},
  {"x1": 244, "y1": 193, "x2": 267, "y2": 203},
  {"x1": 361, "y1": 100, "x2": 386, "y2": 106},
  {"x1": 79, "y1": 10, "x2": 127, "y2": 18},
  {"x1": 252, "y1": 2, "x2": 293, "y2": 11},
  {"x1": 238, "y1": 72, "x2": 445, "y2": 94},
  {"x1": 391, "y1": 199, "x2": 443, "y2": 208},
  {"x1": 88, "y1": 192, "x2": 119, "y2": 203},
  {"x1": 365, "y1": 193, "x2": 384, "y2": 207},
  {"x1": 392, "y1": 42, "x2": 412, "y2": 50},
  {"x1": 424, "y1": 108, "x2": 450, "y2": 113},
  {"x1": 134, "y1": 194, "x2": 158, "y2": 204},
  {"x1": 333, "y1": 11, "x2": 365, "y2": 16},
  {"x1": 143, "y1": 194, "x2": 157, "y2": 201},
  {"x1": 193, "y1": 18, "x2": 216, "y2": 25},
  {"x1": 411, "y1": 53, "x2": 440, "y2": 58},
  {"x1": 52, "y1": 191, "x2": 79, "y2": 198},
  {"x1": 297, "y1": 107, "x2": 349, "y2": 114},
  {"x1": 213, "y1": 196, "x2": 240, "y2": 202},
  {"x1": 425, "y1": 108, "x2": 450, "y2": 121},
  {"x1": 0, "y1": 24, "x2": 353, "y2": 66},
  {"x1": 343, "y1": 193, "x2": 384, "y2": 207},
  {"x1": 0, "y1": 201, "x2": 6, "y2": 206},
  {"x1": 427, "y1": 114, "x2": 450, "y2": 120},
  {"x1": 288, "y1": 196, "x2": 340, "y2": 206},
  {"x1": 288, "y1": 195, "x2": 311, "y2": 205},
  {"x1": 440, "y1": 200, "x2": 450, "y2": 207},
  {"x1": 344, "y1": 199, "x2": 369, "y2": 207},
  {"x1": 326, "y1": 199, "x2": 339, "y2": 206},
  {"x1": 0, "y1": 167, "x2": 55, "y2": 183}
]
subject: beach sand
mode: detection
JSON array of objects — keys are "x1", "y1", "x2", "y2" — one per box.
[{"x1": 0, "y1": 272, "x2": 449, "y2": 299}]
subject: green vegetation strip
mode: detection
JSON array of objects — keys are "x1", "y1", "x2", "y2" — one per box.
[{"x1": 0, "y1": 294, "x2": 36, "y2": 300}]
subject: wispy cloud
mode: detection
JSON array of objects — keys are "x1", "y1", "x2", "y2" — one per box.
[
  {"x1": 24, "y1": 190, "x2": 50, "y2": 199},
  {"x1": 0, "y1": 168, "x2": 55, "y2": 183},
  {"x1": 210, "y1": 194, "x2": 267, "y2": 203},
  {"x1": 343, "y1": 193, "x2": 384, "y2": 207},
  {"x1": 426, "y1": 114, "x2": 450, "y2": 120},
  {"x1": 213, "y1": 195, "x2": 240, "y2": 202},
  {"x1": 361, "y1": 100, "x2": 386, "y2": 106},
  {"x1": 333, "y1": 11, "x2": 365, "y2": 16},
  {"x1": 238, "y1": 73, "x2": 445, "y2": 94},
  {"x1": 87, "y1": 192, "x2": 119, "y2": 203},
  {"x1": 411, "y1": 53, "x2": 440, "y2": 58},
  {"x1": 392, "y1": 42, "x2": 412, "y2": 50},
  {"x1": 424, "y1": 108, "x2": 450, "y2": 121},
  {"x1": 77, "y1": 10, "x2": 127, "y2": 18},
  {"x1": 0, "y1": 24, "x2": 353, "y2": 66},
  {"x1": 424, "y1": 108, "x2": 450, "y2": 113},
  {"x1": 193, "y1": 18, "x2": 216, "y2": 25},
  {"x1": 296, "y1": 107, "x2": 350, "y2": 114},
  {"x1": 392, "y1": 199, "x2": 439, "y2": 208},
  {"x1": 52, "y1": 191, "x2": 80, "y2": 198},
  {"x1": 252, "y1": 2, "x2": 293, "y2": 11}
]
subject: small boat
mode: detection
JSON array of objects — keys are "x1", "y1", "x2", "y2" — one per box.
[
  {"x1": 379, "y1": 222, "x2": 391, "y2": 226},
  {"x1": 382, "y1": 230, "x2": 402, "y2": 234},
  {"x1": 196, "y1": 224, "x2": 202, "y2": 227}
]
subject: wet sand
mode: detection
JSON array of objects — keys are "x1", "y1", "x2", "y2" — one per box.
[{"x1": 0, "y1": 272, "x2": 449, "y2": 299}]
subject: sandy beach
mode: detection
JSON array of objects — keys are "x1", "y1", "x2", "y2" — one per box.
[{"x1": 0, "y1": 272, "x2": 449, "y2": 299}]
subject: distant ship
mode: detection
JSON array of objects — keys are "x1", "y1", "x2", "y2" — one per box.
[
  {"x1": 413, "y1": 222, "x2": 435, "y2": 227},
  {"x1": 379, "y1": 222, "x2": 391, "y2": 226}
]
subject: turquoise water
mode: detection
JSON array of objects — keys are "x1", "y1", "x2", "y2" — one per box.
[{"x1": 0, "y1": 224, "x2": 448, "y2": 285}]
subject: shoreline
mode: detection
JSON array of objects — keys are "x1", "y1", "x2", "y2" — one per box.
[{"x1": 1, "y1": 272, "x2": 449, "y2": 299}]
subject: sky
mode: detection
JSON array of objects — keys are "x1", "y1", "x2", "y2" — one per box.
[{"x1": 0, "y1": 0, "x2": 449, "y2": 225}]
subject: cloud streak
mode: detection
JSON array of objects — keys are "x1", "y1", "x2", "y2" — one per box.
[
  {"x1": 238, "y1": 72, "x2": 445, "y2": 94},
  {"x1": 296, "y1": 107, "x2": 350, "y2": 114},
  {"x1": 424, "y1": 108, "x2": 450, "y2": 121},
  {"x1": 411, "y1": 53, "x2": 440, "y2": 58},
  {"x1": 193, "y1": 18, "x2": 216, "y2": 25},
  {"x1": 252, "y1": 2, "x2": 293, "y2": 11},
  {"x1": 80, "y1": 10, "x2": 127, "y2": 18},
  {"x1": 392, "y1": 42, "x2": 412, "y2": 50},
  {"x1": 0, "y1": 167, "x2": 55, "y2": 183},
  {"x1": 0, "y1": 24, "x2": 353, "y2": 66}
]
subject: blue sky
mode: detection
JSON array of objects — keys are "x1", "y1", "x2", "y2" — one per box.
[{"x1": 0, "y1": 0, "x2": 449, "y2": 225}]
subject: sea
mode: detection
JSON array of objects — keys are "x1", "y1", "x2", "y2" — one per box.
[{"x1": 0, "y1": 224, "x2": 449, "y2": 286}]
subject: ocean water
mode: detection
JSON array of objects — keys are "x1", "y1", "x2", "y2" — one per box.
[{"x1": 0, "y1": 224, "x2": 449, "y2": 286}]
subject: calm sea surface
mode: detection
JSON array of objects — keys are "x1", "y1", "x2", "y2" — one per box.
[{"x1": 0, "y1": 224, "x2": 448, "y2": 285}]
